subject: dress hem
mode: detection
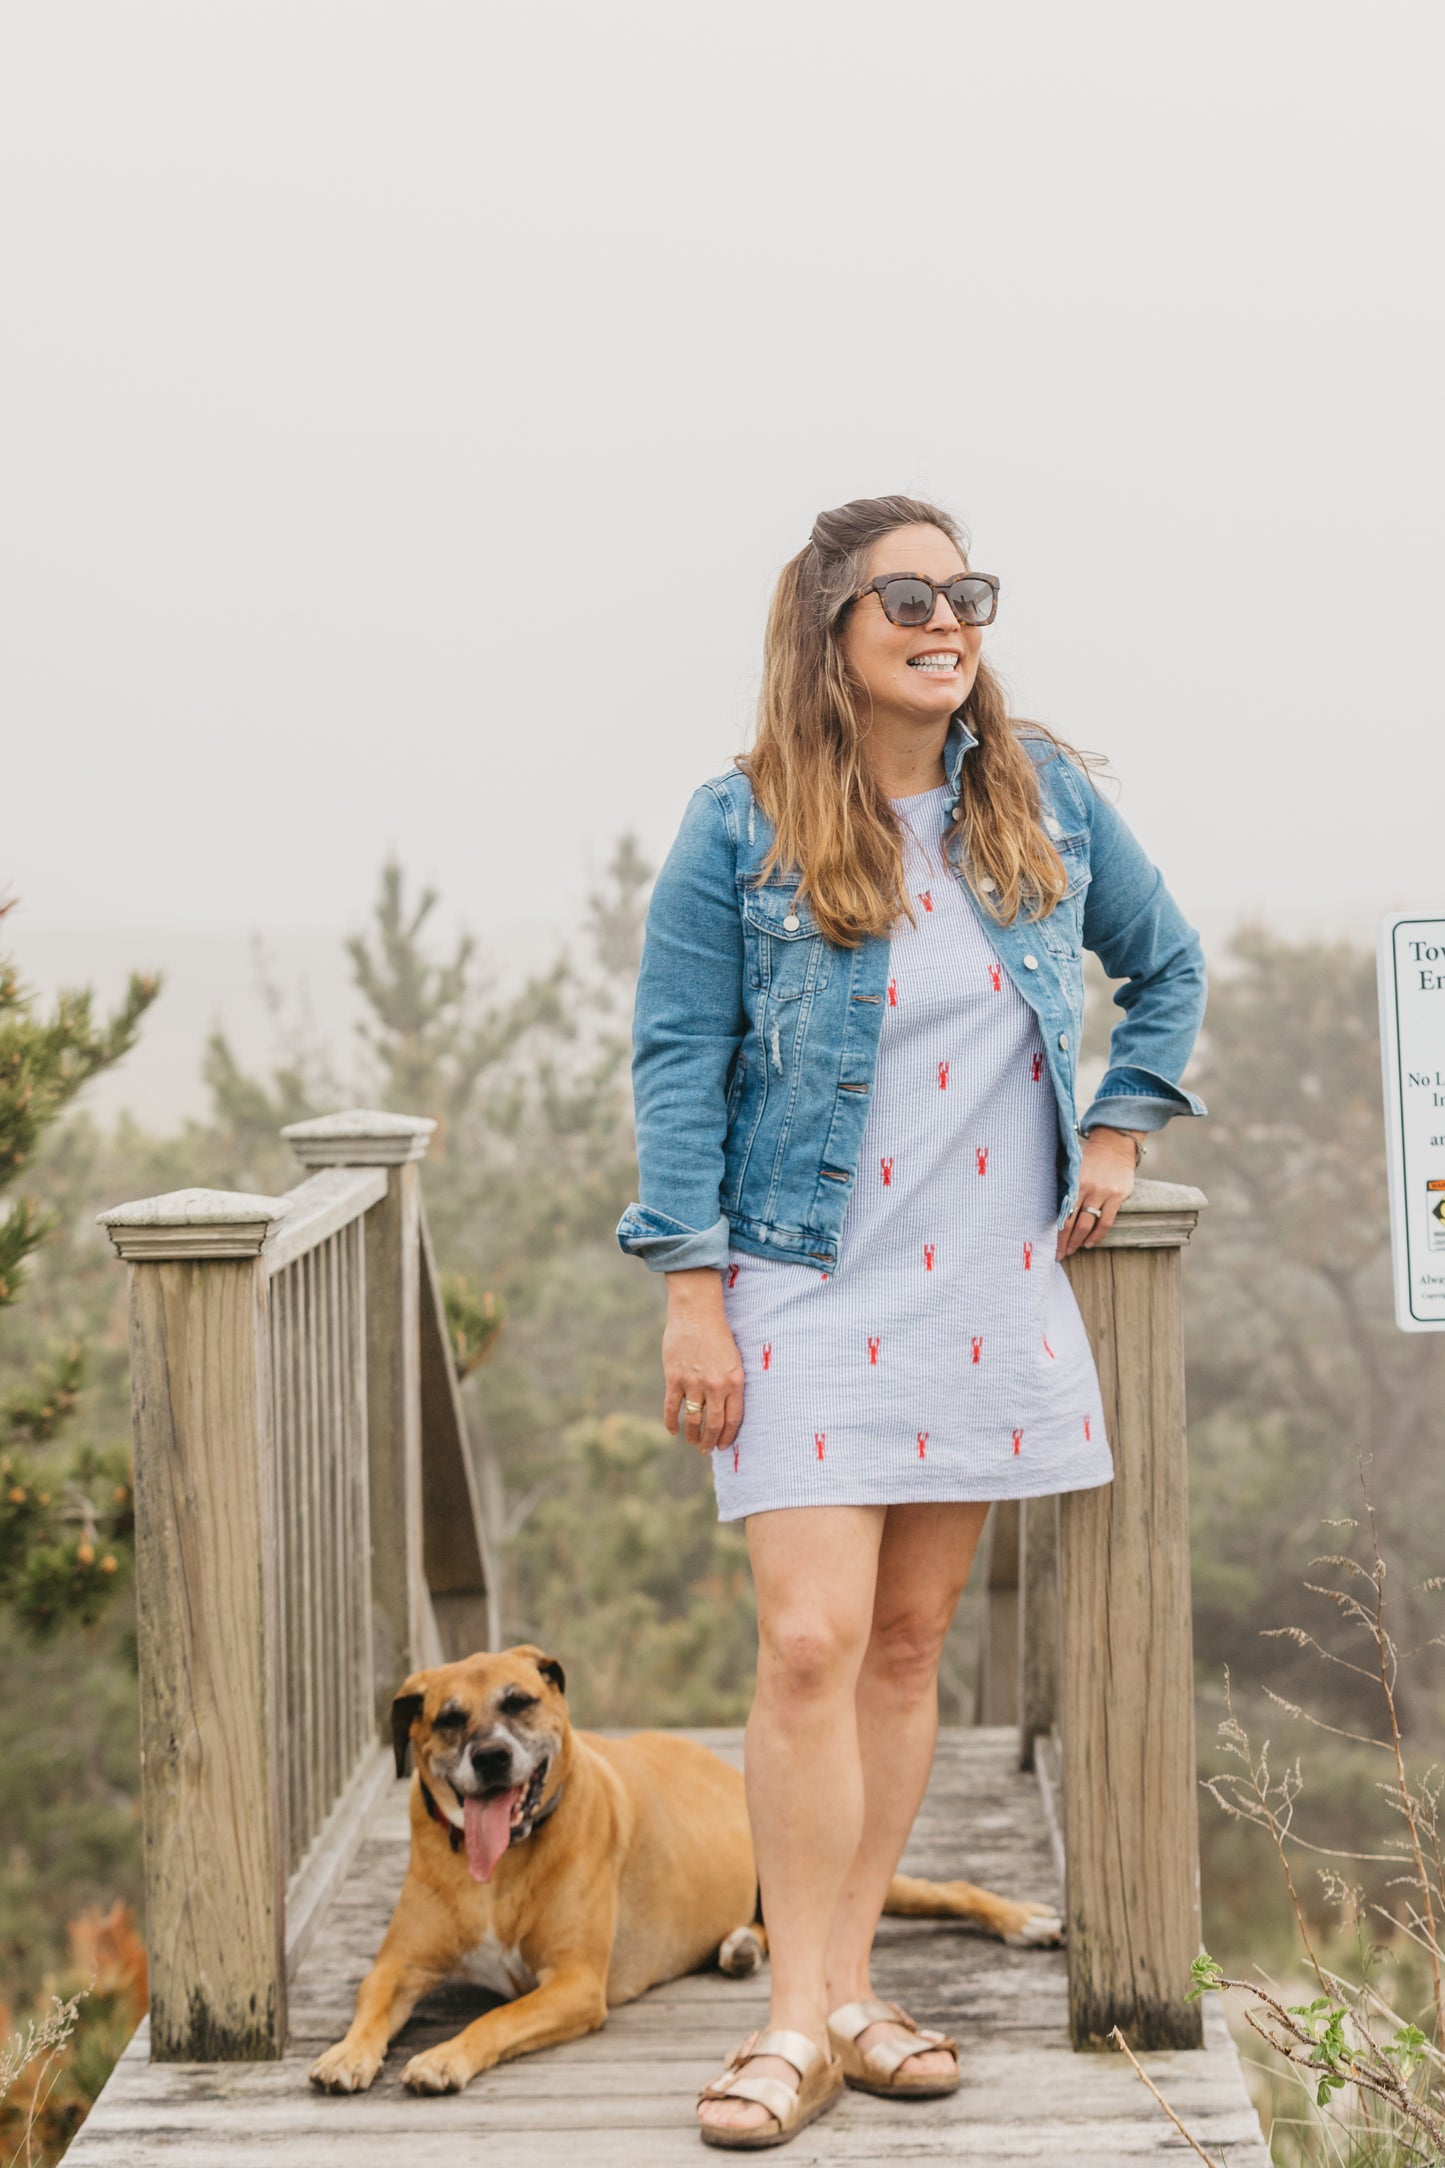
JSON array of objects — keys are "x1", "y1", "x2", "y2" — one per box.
[{"x1": 713, "y1": 1464, "x2": 1115, "y2": 1521}]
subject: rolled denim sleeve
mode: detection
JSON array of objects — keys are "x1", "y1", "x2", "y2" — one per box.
[
  {"x1": 616, "y1": 783, "x2": 746, "y2": 1272},
  {"x1": 1076, "y1": 781, "x2": 1207, "y2": 1135}
]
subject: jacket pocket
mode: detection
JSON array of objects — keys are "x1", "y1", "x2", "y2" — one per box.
[{"x1": 740, "y1": 886, "x2": 827, "y2": 999}]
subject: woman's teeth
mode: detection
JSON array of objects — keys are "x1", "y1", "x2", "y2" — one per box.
[{"x1": 907, "y1": 654, "x2": 958, "y2": 671}]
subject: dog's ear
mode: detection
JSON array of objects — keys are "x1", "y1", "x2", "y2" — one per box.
[
  {"x1": 391, "y1": 1680, "x2": 428, "y2": 1778},
  {"x1": 533, "y1": 1652, "x2": 566, "y2": 1698}
]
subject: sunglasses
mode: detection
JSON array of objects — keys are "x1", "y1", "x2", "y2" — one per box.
[{"x1": 852, "y1": 572, "x2": 1000, "y2": 629}]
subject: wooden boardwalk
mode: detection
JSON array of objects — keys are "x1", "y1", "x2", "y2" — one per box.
[{"x1": 66, "y1": 1729, "x2": 1268, "y2": 2164}]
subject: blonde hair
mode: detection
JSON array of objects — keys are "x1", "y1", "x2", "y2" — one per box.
[{"x1": 740, "y1": 493, "x2": 1092, "y2": 948}]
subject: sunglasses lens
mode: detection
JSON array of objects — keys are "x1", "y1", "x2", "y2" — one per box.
[
  {"x1": 948, "y1": 578, "x2": 995, "y2": 626},
  {"x1": 880, "y1": 579, "x2": 935, "y2": 626}
]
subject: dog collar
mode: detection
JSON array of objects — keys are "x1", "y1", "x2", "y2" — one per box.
[{"x1": 418, "y1": 1772, "x2": 565, "y2": 1854}]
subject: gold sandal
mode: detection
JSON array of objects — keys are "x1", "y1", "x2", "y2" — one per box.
[
  {"x1": 826, "y1": 1998, "x2": 960, "y2": 2098},
  {"x1": 697, "y1": 2027, "x2": 845, "y2": 2150}
]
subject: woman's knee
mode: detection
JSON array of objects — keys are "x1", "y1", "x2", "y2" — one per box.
[
  {"x1": 864, "y1": 1605, "x2": 956, "y2": 1703},
  {"x1": 757, "y1": 1608, "x2": 867, "y2": 1702}
]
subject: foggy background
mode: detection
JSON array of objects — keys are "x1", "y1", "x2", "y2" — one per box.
[{"x1": 3, "y1": 0, "x2": 1441, "y2": 1122}]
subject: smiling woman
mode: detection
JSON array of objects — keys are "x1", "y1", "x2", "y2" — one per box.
[
  {"x1": 616, "y1": 493, "x2": 1206, "y2": 2146},
  {"x1": 742, "y1": 499, "x2": 1072, "y2": 948}
]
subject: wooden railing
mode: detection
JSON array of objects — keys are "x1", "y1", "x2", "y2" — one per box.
[
  {"x1": 99, "y1": 1120, "x2": 1205, "y2": 2065},
  {"x1": 973, "y1": 1176, "x2": 1208, "y2": 2051},
  {"x1": 98, "y1": 1110, "x2": 499, "y2": 2061}
]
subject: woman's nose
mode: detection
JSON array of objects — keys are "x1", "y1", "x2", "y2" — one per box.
[{"x1": 926, "y1": 590, "x2": 962, "y2": 630}]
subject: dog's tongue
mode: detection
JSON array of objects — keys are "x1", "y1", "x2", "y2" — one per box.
[{"x1": 463, "y1": 1789, "x2": 521, "y2": 1883}]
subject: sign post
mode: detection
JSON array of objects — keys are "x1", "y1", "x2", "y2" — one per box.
[{"x1": 1378, "y1": 913, "x2": 1445, "y2": 1333}]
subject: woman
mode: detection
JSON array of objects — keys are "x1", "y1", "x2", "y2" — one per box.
[{"x1": 616, "y1": 494, "x2": 1206, "y2": 2148}]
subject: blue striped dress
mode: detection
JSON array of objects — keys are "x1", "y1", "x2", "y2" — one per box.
[{"x1": 714, "y1": 784, "x2": 1113, "y2": 1520}]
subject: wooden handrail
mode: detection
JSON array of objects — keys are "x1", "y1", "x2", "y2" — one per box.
[
  {"x1": 263, "y1": 1167, "x2": 387, "y2": 1274},
  {"x1": 98, "y1": 1109, "x2": 499, "y2": 2060}
]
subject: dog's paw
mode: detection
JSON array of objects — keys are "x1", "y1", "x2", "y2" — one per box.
[
  {"x1": 718, "y1": 1926, "x2": 765, "y2": 1977},
  {"x1": 1001, "y1": 1901, "x2": 1066, "y2": 1947},
  {"x1": 309, "y1": 2039, "x2": 384, "y2": 2092},
  {"x1": 402, "y1": 2044, "x2": 475, "y2": 2095}
]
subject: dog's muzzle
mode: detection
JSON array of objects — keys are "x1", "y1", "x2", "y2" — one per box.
[{"x1": 422, "y1": 1755, "x2": 561, "y2": 1885}]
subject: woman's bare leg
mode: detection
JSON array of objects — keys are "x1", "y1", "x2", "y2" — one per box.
[
  {"x1": 823, "y1": 1500, "x2": 991, "y2": 2079},
  {"x1": 697, "y1": 1503, "x2": 884, "y2": 2136}
]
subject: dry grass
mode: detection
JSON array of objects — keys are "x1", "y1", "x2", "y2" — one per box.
[{"x1": 1120, "y1": 1466, "x2": 1445, "y2": 2167}]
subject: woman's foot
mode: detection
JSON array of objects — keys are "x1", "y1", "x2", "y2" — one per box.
[
  {"x1": 696, "y1": 2027, "x2": 833, "y2": 2137},
  {"x1": 851, "y1": 2015, "x2": 955, "y2": 2083},
  {"x1": 826, "y1": 1993, "x2": 959, "y2": 2092}
]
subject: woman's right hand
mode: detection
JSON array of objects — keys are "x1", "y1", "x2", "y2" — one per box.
[{"x1": 661, "y1": 1269, "x2": 745, "y2": 1455}]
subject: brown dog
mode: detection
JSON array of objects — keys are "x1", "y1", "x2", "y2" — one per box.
[{"x1": 310, "y1": 1645, "x2": 1063, "y2": 2097}]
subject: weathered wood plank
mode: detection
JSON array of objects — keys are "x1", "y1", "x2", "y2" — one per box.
[
  {"x1": 1016, "y1": 1496, "x2": 1060, "y2": 1770},
  {"x1": 127, "y1": 1256, "x2": 286, "y2": 2058},
  {"x1": 284, "y1": 1747, "x2": 391, "y2": 1976},
  {"x1": 417, "y1": 1204, "x2": 500, "y2": 1656},
  {"x1": 360, "y1": 1159, "x2": 428, "y2": 1718},
  {"x1": 342, "y1": 1218, "x2": 373, "y2": 1775},
  {"x1": 973, "y1": 1499, "x2": 1019, "y2": 1726},
  {"x1": 262, "y1": 1169, "x2": 388, "y2": 1275},
  {"x1": 1060, "y1": 1238, "x2": 1204, "y2": 2050}
]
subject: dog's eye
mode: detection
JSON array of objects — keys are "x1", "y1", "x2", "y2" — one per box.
[
  {"x1": 433, "y1": 1704, "x2": 467, "y2": 1731},
  {"x1": 499, "y1": 1690, "x2": 538, "y2": 1717}
]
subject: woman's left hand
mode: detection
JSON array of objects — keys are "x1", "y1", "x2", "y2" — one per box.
[{"x1": 1056, "y1": 1128, "x2": 1142, "y2": 1259}]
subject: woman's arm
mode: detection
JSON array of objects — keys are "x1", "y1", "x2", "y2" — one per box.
[
  {"x1": 617, "y1": 782, "x2": 749, "y2": 1450},
  {"x1": 616, "y1": 781, "x2": 747, "y2": 1274},
  {"x1": 1075, "y1": 777, "x2": 1208, "y2": 1137}
]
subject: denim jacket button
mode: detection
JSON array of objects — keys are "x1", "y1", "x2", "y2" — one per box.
[
  {"x1": 1023, "y1": 953, "x2": 1039, "y2": 969},
  {"x1": 1058, "y1": 1033, "x2": 1069, "y2": 1050},
  {"x1": 782, "y1": 913, "x2": 800, "y2": 932}
]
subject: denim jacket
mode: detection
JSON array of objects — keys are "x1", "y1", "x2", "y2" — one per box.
[{"x1": 616, "y1": 716, "x2": 1206, "y2": 1276}]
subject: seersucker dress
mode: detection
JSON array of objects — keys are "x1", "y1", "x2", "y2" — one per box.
[{"x1": 714, "y1": 784, "x2": 1114, "y2": 1521}]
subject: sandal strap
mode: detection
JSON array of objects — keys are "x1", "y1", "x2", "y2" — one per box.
[
  {"x1": 750, "y1": 2029, "x2": 824, "y2": 2082},
  {"x1": 698, "y1": 2027, "x2": 825, "y2": 2121},
  {"x1": 862, "y1": 2025, "x2": 955, "y2": 2078},
  {"x1": 827, "y1": 1998, "x2": 901, "y2": 2041},
  {"x1": 702, "y1": 2070, "x2": 795, "y2": 2126},
  {"x1": 827, "y1": 1999, "x2": 957, "y2": 2078}
]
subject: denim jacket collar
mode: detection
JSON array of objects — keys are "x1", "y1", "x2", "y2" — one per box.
[{"x1": 943, "y1": 712, "x2": 979, "y2": 793}]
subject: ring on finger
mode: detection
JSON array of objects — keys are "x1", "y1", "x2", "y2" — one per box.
[
  {"x1": 1084, "y1": 1205, "x2": 1104, "y2": 1219},
  {"x1": 684, "y1": 1397, "x2": 703, "y2": 1414}
]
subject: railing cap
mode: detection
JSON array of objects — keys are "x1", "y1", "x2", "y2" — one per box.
[
  {"x1": 97, "y1": 1187, "x2": 291, "y2": 1261},
  {"x1": 1096, "y1": 1176, "x2": 1208, "y2": 1250},
  {"x1": 280, "y1": 1108, "x2": 436, "y2": 1167}
]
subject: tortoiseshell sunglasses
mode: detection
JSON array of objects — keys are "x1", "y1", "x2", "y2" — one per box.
[{"x1": 851, "y1": 572, "x2": 1000, "y2": 628}]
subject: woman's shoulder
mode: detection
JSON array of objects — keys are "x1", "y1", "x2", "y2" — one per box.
[
  {"x1": 695, "y1": 760, "x2": 755, "y2": 806},
  {"x1": 1014, "y1": 723, "x2": 1098, "y2": 823},
  {"x1": 662, "y1": 763, "x2": 758, "y2": 868},
  {"x1": 681, "y1": 762, "x2": 760, "y2": 838}
]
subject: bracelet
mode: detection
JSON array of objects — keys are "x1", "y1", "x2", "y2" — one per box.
[{"x1": 1088, "y1": 1125, "x2": 1146, "y2": 1167}]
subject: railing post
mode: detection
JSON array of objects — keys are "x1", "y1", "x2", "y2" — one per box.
[
  {"x1": 281, "y1": 1112, "x2": 439, "y2": 1727},
  {"x1": 1058, "y1": 1176, "x2": 1207, "y2": 2051},
  {"x1": 97, "y1": 1187, "x2": 291, "y2": 2060},
  {"x1": 1016, "y1": 1494, "x2": 1060, "y2": 1771},
  {"x1": 972, "y1": 1498, "x2": 1020, "y2": 1725}
]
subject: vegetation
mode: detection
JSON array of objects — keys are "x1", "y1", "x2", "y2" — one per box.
[
  {"x1": 1121, "y1": 1479, "x2": 1445, "y2": 2166},
  {"x1": 0, "y1": 906, "x2": 156, "y2": 1637}
]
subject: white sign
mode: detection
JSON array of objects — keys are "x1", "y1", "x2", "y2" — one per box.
[{"x1": 1378, "y1": 913, "x2": 1445, "y2": 1332}]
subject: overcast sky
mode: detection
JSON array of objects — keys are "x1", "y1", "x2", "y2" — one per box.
[{"x1": 3, "y1": 2, "x2": 1442, "y2": 1122}]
